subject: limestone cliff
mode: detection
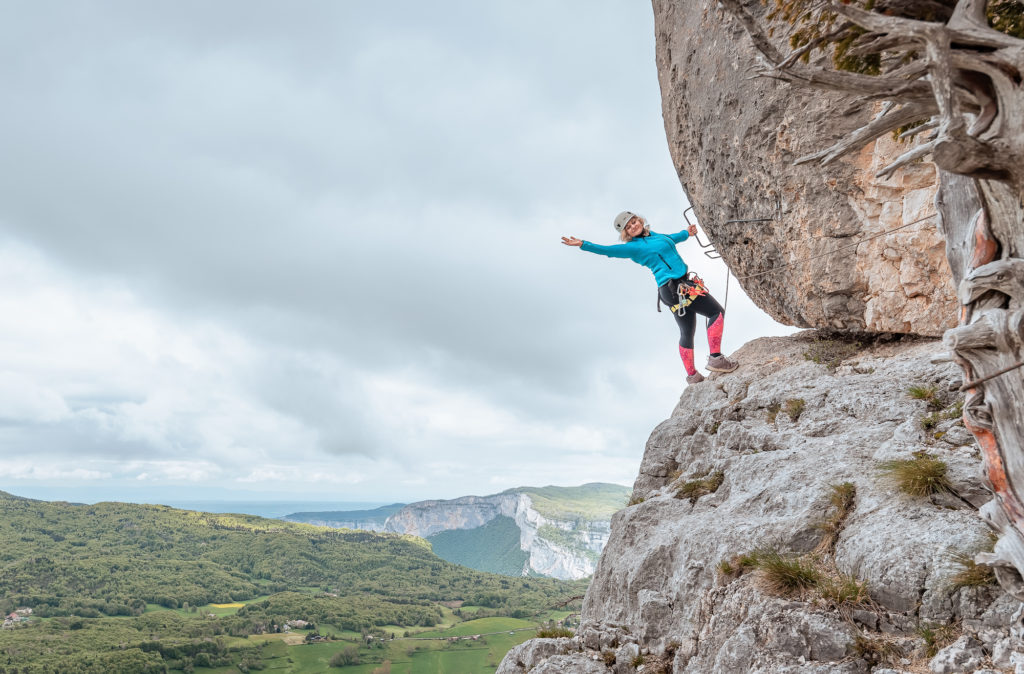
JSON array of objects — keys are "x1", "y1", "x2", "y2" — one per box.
[
  {"x1": 384, "y1": 492, "x2": 611, "y2": 580},
  {"x1": 500, "y1": 334, "x2": 1023, "y2": 673},
  {"x1": 652, "y1": 0, "x2": 957, "y2": 336}
]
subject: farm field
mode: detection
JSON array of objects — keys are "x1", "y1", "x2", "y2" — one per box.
[{"x1": 191, "y1": 615, "x2": 553, "y2": 673}]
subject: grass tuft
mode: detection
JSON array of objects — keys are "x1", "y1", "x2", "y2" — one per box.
[
  {"x1": 600, "y1": 650, "x2": 616, "y2": 666},
  {"x1": 908, "y1": 384, "x2": 941, "y2": 408},
  {"x1": 949, "y1": 551, "x2": 996, "y2": 590},
  {"x1": 675, "y1": 471, "x2": 725, "y2": 504},
  {"x1": 878, "y1": 451, "x2": 952, "y2": 497},
  {"x1": 853, "y1": 634, "x2": 902, "y2": 666},
  {"x1": 784, "y1": 398, "x2": 806, "y2": 422},
  {"x1": 750, "y1": 548, "x2": 820, "y2": 596},
  {"x1": 921, "y1": 397, "x2": 965, "y2": 431},
  {"x1": 918, "y1": 622, "x2": 958, "y2": 657},
  {"x1": 817, "y1": 574, "x2": 870, "y2": 607},
  {"x1": 626, "y1": 493, "x2": 645, "y2": 506},
  {"x1": 766, "y1": 403, "x2": 782, "y2": 424},
  {"x1": 815, "y1": 482, "x2": 856, "y2": 553},
  {"x1": 536, "y1": 624, "x2": 574, "y2": 638}
]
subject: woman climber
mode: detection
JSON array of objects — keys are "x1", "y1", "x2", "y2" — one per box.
[{"x1": 561, "y1": 211, "x2": 737, "y2": 384}]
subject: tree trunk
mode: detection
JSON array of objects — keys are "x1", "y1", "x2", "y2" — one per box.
[{"x1": 940, "y1": 173, "x2": 1024, "y2": 597}]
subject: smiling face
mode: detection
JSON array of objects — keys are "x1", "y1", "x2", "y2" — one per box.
[{"x1": 625, "y1": 216, "x2": 644, "y2": 238}]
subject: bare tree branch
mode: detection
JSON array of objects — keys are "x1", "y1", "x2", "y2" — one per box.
[
  {"x1": 795, "y1": 102, "x2": 936, "y2": 165},
  {"x1": 878, "y1": 139, "x2": 939, "y2": 178},
  {"x1": 831, "y1": 1, "x2": 1020, "y2": 49}
]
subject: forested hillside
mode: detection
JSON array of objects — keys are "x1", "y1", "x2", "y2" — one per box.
[
  {"x1": 0, "y1": 491, "x2": 578, "y2": 615},
  {"x1": 0, "y1": 491, "x2": 586, "y2": 673}
]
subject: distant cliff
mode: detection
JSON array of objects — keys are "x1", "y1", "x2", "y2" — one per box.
[
  {"x1": 286, "y1": 484, "x2": 629, "y2": 581},
  {"x1": 283, "y1": 503, "x2": 404, "y2": 532}
]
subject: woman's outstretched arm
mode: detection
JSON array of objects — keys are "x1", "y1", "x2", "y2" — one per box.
[
  {"x1": 562, "y1": 237, "x2": 636, "y2": 258},
  {"x1": 668, "y1": 224, "x2": 699, "y2": 243}
]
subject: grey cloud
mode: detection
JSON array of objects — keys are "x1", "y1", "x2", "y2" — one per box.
[{"x1": 0, "y1": 1, "x2": 795, "y2": 499}]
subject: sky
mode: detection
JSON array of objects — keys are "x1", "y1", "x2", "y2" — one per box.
[{"x1": 0, "y1": 1, "x2": 795, "y2": 505}]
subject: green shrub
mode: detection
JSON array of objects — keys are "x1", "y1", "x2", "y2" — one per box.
[
  {"x1": 329, "y1": 645, "x2": 360, "y2": 667},
  {"x1": 878, "y1": 451, "x2": 952, "y2": 497}
]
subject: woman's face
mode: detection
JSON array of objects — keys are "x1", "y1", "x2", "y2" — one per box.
[{"x1": 625, "y1": 217, "x2": 644, "y2": 238}]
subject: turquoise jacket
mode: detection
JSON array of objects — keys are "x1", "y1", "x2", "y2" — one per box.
[{"x1": 580, "y1": 230, "x2": 690, "y2": 286}]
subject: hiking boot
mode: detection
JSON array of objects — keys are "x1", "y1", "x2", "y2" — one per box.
[
  {"x1": 706, "y1": 354, "x2": 738, "y2": 373},
  {"x1": 686, "y1": 372, "x2": 705, "y2": 385}
]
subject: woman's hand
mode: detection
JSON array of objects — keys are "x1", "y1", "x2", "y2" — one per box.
[
  {"x1": 688, "y1": 224, "x2": 698, "y2": 237},
  {"x1": 561, "y1": 236, "x2": 583, "y2": 247}
]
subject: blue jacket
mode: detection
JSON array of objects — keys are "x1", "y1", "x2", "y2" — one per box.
[{"x1": 580, "y1": 230, "x2": 690, "y2": 286}]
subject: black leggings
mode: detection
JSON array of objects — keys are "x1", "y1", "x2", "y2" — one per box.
[{"x1": 658, "y1": 280, "x2": 725, "y2": 350}]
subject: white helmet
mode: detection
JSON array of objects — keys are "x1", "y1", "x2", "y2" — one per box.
[{"x1": 613, "y1": 211, "x2": 643, "y2": 232}]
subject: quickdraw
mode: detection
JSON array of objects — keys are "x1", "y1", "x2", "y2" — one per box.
[{"x1": 670, "y1": 273, "x2": 709, "y2": 316}]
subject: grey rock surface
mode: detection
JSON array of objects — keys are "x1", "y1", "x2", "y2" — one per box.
[
  {"x1": 928, "y1": 635, "x2": 985, "y2": 673},
  {"x1": 496, "y1": 638, "x2": 589, "y2": 674},
  {"x1": 651, "y1": 0, "x2": 956, "y2": 336},
  {"x1": 503, "y1": 333, "x2": 1023, "y2": 673}
]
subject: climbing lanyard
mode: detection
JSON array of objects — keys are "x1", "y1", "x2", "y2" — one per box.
[{"x1": 669, "y1": 273, "x2": 710, "y2": 316}]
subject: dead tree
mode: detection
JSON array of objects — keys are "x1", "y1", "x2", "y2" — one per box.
[{"x1": 719, "y1": 0, "x2": 1024, "y2": 595}]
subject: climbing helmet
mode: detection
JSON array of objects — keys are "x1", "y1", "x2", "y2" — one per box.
[{"x1": 614, "y1": 211, "x2": 642, "y2": 232}]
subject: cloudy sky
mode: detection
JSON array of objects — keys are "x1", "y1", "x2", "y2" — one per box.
[{"x1": 0, "y1": 1, "x2": 794, "y2": 505}]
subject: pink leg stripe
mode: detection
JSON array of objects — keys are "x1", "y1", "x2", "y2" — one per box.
[
  {"x1": 679, "y1": 346, "x2": 697, "y2": 375},
  {"x1": 707, "y1": 314, "x2": 724, "y2": 354}
]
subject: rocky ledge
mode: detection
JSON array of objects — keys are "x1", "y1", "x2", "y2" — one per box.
[{"x1": 500, "y1": 332, "x2": 1023, "y2": 673}]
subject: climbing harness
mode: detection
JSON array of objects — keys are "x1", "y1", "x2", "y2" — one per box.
[
  {"x1": 671, "y1": 273, "x2": 709, "y2": 316},
  {"x1": 655, "y1": 272, "x2": 709, "y2": 316}
]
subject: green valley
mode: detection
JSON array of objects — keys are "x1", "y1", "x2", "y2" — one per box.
[{"x1": 425, "y1": 517, "x2": 529, "y2": 576}]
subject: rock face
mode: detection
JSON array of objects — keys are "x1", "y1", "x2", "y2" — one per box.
[
  {"x1": 501, "y1": 334, "x2": 1024, "y2": 673},
  {"x1": 384, "y1": 494, "x2": 522, "y2": 538},
  {"x1": 383, "y1": 492, "x2": 611, "y2": 580},
  {"x1": 652, "y1": 0, "x2": 957, "y2": 336}
]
